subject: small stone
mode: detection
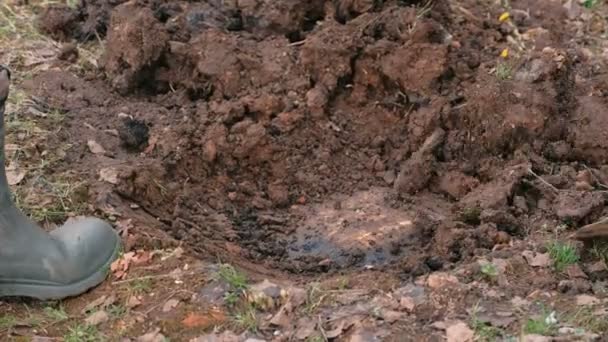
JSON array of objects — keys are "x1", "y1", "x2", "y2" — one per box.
[
  {"x1": 87, "y1": 140, "x2": 106, "y2": 155},
  {"x1": 445, "y1": 321, "x2": 474, "y2": 342},
  {"x1": 85, "y1": 310, "x2": 109, "y2": 326},
  {"x1": 383, "y1": 170, "x2": 396, "y2": 185},
  {"x1": 228, "y1": 192, "x2": 237, "y2": 201}
]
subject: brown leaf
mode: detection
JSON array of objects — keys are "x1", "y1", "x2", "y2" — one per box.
[
  {"x1": 6, "y1": 169, "x2": 26, "y2": 185},
  {"x1": 270, "y1": 286, "x2": 306, "y2": 327},
  {"x1": 111, "y1": 252, "x2": 135, "y2": 280},
  {"x1": 181, "y1": 309, "x2": 227, "y2": 329},
  {"x1": 162, "y1": 299, "x2": 180, "y2": 313},
  {"x1": 82, "y1": 294, "x2": 116, "y2": 314},
  {"x1": 84, "y1": 310, "x2": 109, "y2": 326},
  {"x1": 427, "y1": 272, "x2": 459, "y2": 289},
  {"x1": 127, "y1": 295, "x2": 142, "y2": 309},
  {"x1": 399, "y1": 296, "x2": 416, "y2": 312},
  {"x1": 190, "y1": 331, "x2": 241, "y2": 342},
  {"x1": 88, "y1": 140, "x2": 106, "y2": 155},
  {"x1": 565, "y1": 264, "x2": 587, "y2": 279},
  {"x1": 100, "y1": 167, "x2": 119, "y2": 184},
  {"x1": 293, "y1": 317, "x2": 316, "y2": 340},
  {"x1": 576, "y1": 294, "x2": 599, "y2": 306},
  {"x1": 136, "y1": 328, "x2": 166, "y2": 342},
  {"x1": 522, "y1": 251, "x2": 551, "y2": 267}
]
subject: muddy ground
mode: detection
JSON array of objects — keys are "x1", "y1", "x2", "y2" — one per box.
[{"x1": 2, "y1": 0, "x2": 608, "y2": 341}]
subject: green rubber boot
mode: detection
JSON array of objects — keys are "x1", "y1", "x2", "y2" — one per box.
[{"x1": 0, "y1": 65, "x2": 121, "y2": 300}]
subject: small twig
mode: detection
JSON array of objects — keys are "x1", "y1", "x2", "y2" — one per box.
[
  {"x1": 288, "y1": 40, "x2": 307, "y2": 47},
  {"x1": 527, "y1": 168, "x2": 559, "y2": 193},
  {"x1": 112, "y1": 271, "x2": 196, "y2": 285},
  {"x1": 317, "y1": 315, "x2": 328, "y2": 342}
]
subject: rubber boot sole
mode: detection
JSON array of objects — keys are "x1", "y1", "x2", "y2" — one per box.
[{"x1": 0, "y1": 233, "x2": 121, "y2": 300}]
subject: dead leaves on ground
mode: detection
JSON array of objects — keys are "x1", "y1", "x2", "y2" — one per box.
[
  {"x1": 110, "y1": 250, "x2": 154, "y2": 280},
  {"x1": 181, "y1": 308, "x2": 227, "y2": 329}
]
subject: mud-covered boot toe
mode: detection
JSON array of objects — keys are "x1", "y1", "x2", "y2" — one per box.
[{"x1": 50, "y1": 217, "x2": 121, "y2": 283}]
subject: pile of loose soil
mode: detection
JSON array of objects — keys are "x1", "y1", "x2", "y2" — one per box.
[{"x1": 29, "y1": 0, "x2": 608, "y2": 275}]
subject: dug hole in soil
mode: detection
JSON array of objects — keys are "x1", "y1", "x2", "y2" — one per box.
[{"x1": 30, "y1": 0, "x2": 608, "y2": 278}]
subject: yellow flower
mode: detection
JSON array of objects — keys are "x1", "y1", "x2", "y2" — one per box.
[
  {"x1": 500, "y1": 48, "x2": 509, "y2": 58},
  {"x1": 499, "y1": 12, "x2": 510, "y2": 22}
]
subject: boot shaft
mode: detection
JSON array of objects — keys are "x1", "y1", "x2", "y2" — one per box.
[{"x1": 0, "y1": 67, "x2": 17, "y2": 206}]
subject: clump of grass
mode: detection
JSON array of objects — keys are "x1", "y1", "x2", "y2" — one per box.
[
  {"x1": 584, "y1": 0, "x2": 599, "y2": 9},
  {"x1": 64, "y1": 324, "x2": 102, "y2": 342},
  {"x1": 0, "y1": 315, "x2": 17, "y2": 330},
  {"x1": 472, "y1": 321, "x2": 503, "y2": 341},
  {"x1": 306, "y1": 336, "x2": 324, "y2": 342},
  {"x1": 547, "y1": 241, "x2": 579, "y2": 271},
  {"x1": 304, "y1": 282, "x2": 329, "y2": 315},
  {"x1": 480, "y1": 263, "x2": 499, "y2": 279},
  {"x1": 107, "y1": 304, "x2": 127, "y2": 319},
  {"x1": 470, "y1": 304, "x2": 504, "y2": 341},
  {"x1": 590, "y1": 243, "x2": 608, "y2": 268},
  {"x1": 131, "y1": 278, "x2": 153, "y2": 294},
  {"x1": 460, "y1": 207, "x2": 481, "y2": 225},
  {"x1": 524, "y1": 312, "x2": 557, "y2": 336},
  {"x1": 567, "y1": 307, "x2": 608, "y2": 333},
  {"x1": 44, "y1": 306, "x2": 69, "y2": 323},
  {"x1": 232, "y1": 305, "x2": 258, "y2": 332},
  {"x1": 218, "y1": 264, "x2": 248, "y2": 306},
  {"x1": 496, "y1": 62, "x2": 512, "y2": 80}
]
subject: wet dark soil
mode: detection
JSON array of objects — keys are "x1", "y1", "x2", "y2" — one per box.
[{"x1": 30, "y1": 0, "x2": 608, "y2": 278}]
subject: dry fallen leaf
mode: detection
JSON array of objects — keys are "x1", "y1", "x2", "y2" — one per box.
[
  {"x1": 293, "y1": 317, "x2": 316, "y2": 340},
  {"x1": 82, "y1": 294, "x2": 116, "y2": 314},
  {"x1": 399, "y1": 296, "x2": 416, "y2": 312},
  {"x1": 88, "y1": 140, "x2": 106, "y2": 155},
  {"x1": 6, "y1": 169, "x2": 26, "y2": 185},
  {"x1": 576, "y1": 294, "x2": 599, "y2": 306},
  {"x1": 136, "y1": 328, "x2": 166, "y2": 342},
  {"x1": 84, "y1": 310, "x2": 109, "y2": 326},
  {"x1": 127, "y1": 295, "x2": 142, "y2": 309},
  {"x1": 522, "y1": 251, "x2": 551, "y2": 267},
  {"x1": 190, "y1": 331, "x2": 241, "y2": 342},
  {"x1": 182, "y1": 309, "x2": 227, "y2": 329},
  {"x1": 427, "y1": 273, "x2": 459, "y2": 289},
  {"x1": 163, "y1": 298, "x2": 180, "y2": 313},
  {"x1": 100, "y1": 167, "x2": 119, "y2": 184},
  {"x1": 111, "y1": 252, "x2": 136, "y2": 280}
]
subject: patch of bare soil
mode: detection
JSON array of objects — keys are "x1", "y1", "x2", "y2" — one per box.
[{"x1": 5, "y1": 0, "x2": 608, "y2": 340}]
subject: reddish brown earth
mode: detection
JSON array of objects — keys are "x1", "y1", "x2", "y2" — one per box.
[
  {"x1": 4, "y1": 0, "x2": 608, "y2": 340},
  {"x1": 31, "y1": 0, "x2": 607, "y2": 272}
]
